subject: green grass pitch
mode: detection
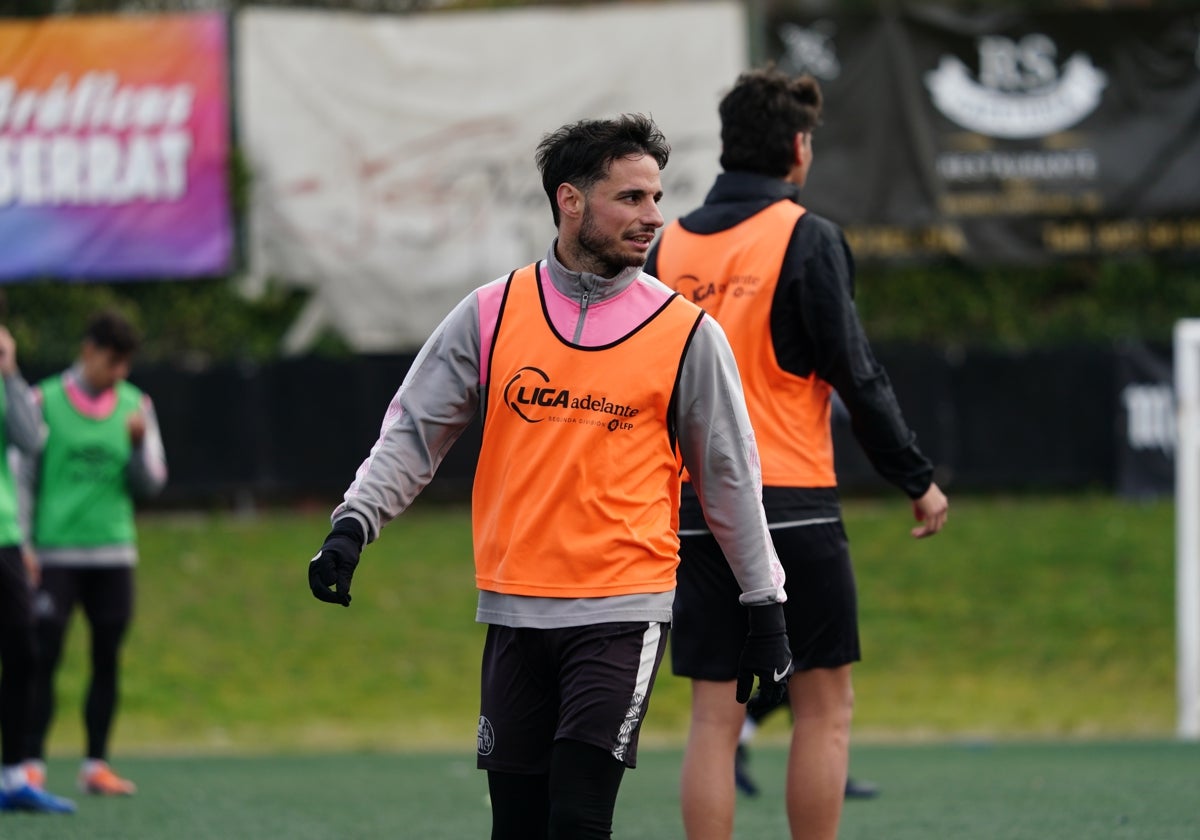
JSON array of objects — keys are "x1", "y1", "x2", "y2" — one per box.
[
  {"x1": 4, "y1": 741, "x2": 1196, "y2": 839},
  {"x1": 12, "y1": 495, "x2": 1191, "y2": 836}
]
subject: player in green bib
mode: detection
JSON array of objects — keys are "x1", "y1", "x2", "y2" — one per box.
[
  {"x1": 33, "y1": 377, "x2": 141, "y2": 550},
  {"x1": 19, "y1": 311, "x2": 167, "y2": 798}
]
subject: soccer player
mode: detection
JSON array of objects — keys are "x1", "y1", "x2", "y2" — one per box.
[
  {"x1": 0, "y1": 325, "x2": 75, "y2": 814},
  {"x1": 307, "y1": 114, "x2": 793, "y2": 840},
  {"x1": 21, "y1": 310, "x2": 168, "y2": 797},
  {"x1": 647, "y1": 67, "x2": 948, "y2": 840}
]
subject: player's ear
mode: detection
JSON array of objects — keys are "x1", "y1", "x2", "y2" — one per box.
[
  {"x1": 557, "y1": 182, "x2": 584, "y2": 222},
  {"x1": 793, "y1": 132, "x2": 808, "y2": 168}
]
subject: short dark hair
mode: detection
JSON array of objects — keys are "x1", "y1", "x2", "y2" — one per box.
[
  {"x1": 84, "y1": 309, "x2": 140, "y2": 356},
  {"x1": 719, "y1": 67, "x2": 823, "y2": 177},
  {"x1": 535, "y1": 114, "x2": 670, "y2": 226}
]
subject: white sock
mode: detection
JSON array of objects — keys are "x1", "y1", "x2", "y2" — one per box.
[
  {"x1": 739, "y1": 718, "x2": 759, "y2": 745},
  {"x1": 2, "y1": 764, "x2": 29, "y2": 791},
  {"x1": 82, "y1": 758, "x2": 107, "y2": 777}
]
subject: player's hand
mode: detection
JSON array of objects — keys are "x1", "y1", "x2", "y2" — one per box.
[
  {"x1": 736, "y1": 603, "x2": 793, "y2": 705},
  {"x1": 21, "y1": 546, "x2": 39, "y2": 588},
  {"x1": 308, "y1": 519, "x2": 365, "y2": 607},
  {"x1": 911, "y1": 482, "x2": 949, "y2": 538},
  {"x1": 127, "y1": 411, "x2": 146, "y2": 445},
  {"x1": 0, "y1": 326, "x2": 17, "y2": 376}
]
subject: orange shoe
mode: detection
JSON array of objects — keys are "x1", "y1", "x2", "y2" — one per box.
[
  {"x1": 21, "y1": 761, "x2": 46, "y2": 791},
  {"x1": 78, "y1": 761, "x2": 137, "y2": 796}
]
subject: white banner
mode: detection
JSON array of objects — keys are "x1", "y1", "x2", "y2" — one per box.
[{"x1": 237, "y1": 2, "x2": 746, "y2": 352}]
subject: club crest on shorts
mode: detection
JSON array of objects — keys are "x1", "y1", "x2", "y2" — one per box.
[
  {"x1": 33, "y1": 589, "x2": 56, "y2": 619},
  {"x1": 477, "y1": 715, "x2": 495, "y2": 756}
]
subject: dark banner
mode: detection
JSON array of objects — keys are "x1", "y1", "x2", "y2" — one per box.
[
  {"x1": 1115, "y1": 342, "x2": 1175, "y2": 499},
  {"x1": 763, "y1": 3, "x2": 1200, "y2": 263}
]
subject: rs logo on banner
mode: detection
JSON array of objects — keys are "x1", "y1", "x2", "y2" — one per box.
[{"x1": 925, "y1": 34, "x2": 1108, "y2": 138}]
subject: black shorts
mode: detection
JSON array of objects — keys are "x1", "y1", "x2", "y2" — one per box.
[
  {"x1": 34, "y1": 566, "x2": 135, "y2": 627},
  {"x1": 671, "y1": 520, "x2": 860, "y2": 680},
  {"x1": 0, "y1": 546, "x2": 33, "y2": 629},
  {"x1": 477, "y1": 621, "x2": 667, "y2": 773}
]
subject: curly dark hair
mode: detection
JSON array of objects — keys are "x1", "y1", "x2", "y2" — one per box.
[
  {"x1": 535, "y1": 114, "x2": 670, "y2": 226},
  {"x1": 719, "y1": 67, "x2": 823, "y2": 177},
  {"x1": 84, "y1": 309, "x2": 140, "y2": 356}
]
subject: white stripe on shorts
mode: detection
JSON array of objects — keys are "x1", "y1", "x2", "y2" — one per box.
[
  {"x1": 677, "y1": 516, "x2": 840, "y2": 537},
  {"x1": 612, "y1": 621, "x2": 661, "y2": 762}
]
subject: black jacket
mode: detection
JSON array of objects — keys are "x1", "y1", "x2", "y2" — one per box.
[{"x1": 647, "y1": 171, "x2": 933, "y2": 525}]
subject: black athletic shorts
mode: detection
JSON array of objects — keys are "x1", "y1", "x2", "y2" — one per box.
[
  {"x1": 671, "y1": 520, "x2": 860, "y2": 680},
  {"x1": 0, "y1": 546, "x2": 33, "y2": 629},
  {"x1": 33, "y1": 566, "x2": 135, "y2": 627},
  {"x1": 477, "y1": 620, "x2": 668, "y2": 773}
]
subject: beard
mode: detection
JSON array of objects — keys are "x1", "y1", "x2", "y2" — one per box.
[{"x1": 576, "y1": 206, "x2": 649, "y2": 277}]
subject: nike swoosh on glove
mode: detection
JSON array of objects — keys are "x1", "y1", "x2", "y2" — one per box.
[
  {"x1": 736, "y1": 602, "x2": 794, "y2": 705},
  {"x1": 308, "y1": 518, "x2": 365, "y2": 607}
]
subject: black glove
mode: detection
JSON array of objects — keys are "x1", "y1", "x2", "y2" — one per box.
[
  {"x1": 308, "y1": 518, "x2": 365, "y2": 607},
  {"x1": 736, "y1": 603, "x2": 794, "y2": 705},
  {"x1": 746, "y1": 682, "x2": 791, "y2": 718}
]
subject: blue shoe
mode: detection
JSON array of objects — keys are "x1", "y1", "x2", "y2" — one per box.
[
  {"x1": 734, "y1": 744, "x2": 760, "y2": 797},
  {"x1": 0, "y1": 784, "x2": 77, "y2": 813},
  {"x1": 845, "y1": 777, "x2": 880, "y2": 799}
]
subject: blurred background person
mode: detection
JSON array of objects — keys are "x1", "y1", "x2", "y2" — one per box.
[
  {"x1": 20, "y1": 310, "x2": 167, "y2": 797},
  {"x1": 0, "y1": 325, "x2": 75, "y2": 814}
]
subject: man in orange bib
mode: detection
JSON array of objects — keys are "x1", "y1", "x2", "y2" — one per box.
[
  {"x1": 306, "y1": 114, "x2": 792, "y2": 840},
  {"x1": 648, "y1": 68, "x2": 949, "y2": 840}
]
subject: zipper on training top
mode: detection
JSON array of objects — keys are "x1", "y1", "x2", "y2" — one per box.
[{"x1": 573, "y1": 287, "x2": 591, "y2": 344}]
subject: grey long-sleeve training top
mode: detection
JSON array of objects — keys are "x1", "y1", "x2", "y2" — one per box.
[{"x1": 333, "y1": 242, "x2": 786, "y2": 630}]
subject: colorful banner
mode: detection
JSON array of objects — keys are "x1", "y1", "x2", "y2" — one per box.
[
  {"x1": 763, "y1": 3, "x2": 1200, "y2": 263},
  {"x1": 0, "y1": 13, "x2": 233, "y2": 280}
]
